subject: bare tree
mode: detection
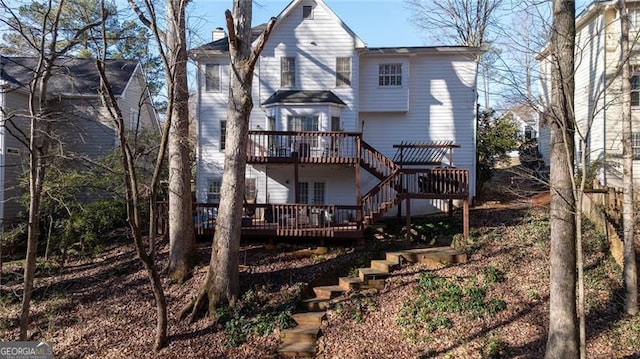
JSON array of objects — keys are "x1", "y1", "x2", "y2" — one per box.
[
  {"x1": 618, "y1": 0, "x2": 638, "y2": 317},
  {"x1": 545, "y1": 0, "x2": 579, "y2": 358},
  {"x1": 94, "y1": 0, "x2": 169, "y2": 349},
  {"x1": 127, "y1": 0, "x2": 196, "y2": 284},
  {"x1": 183, "y1": 1, "x2": 275, "y2": 321}
]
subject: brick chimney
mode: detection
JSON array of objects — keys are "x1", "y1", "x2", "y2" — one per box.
[{"x1": 212, "y1": 27, "x2": 226, "y2": 42}]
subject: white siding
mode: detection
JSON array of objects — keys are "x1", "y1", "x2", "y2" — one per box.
[
  {"x1": 359, "y1": 56, "x2": 409, "y2": 112},
  {"x1": 361, "y1": 53, "x2": 478, "y2": 197},
  {"x1": 574, "y1": 10, "x2": 607, "y2": 167}
]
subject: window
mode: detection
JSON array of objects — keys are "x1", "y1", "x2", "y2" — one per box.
[
  {"x1": 633, "y1": 132, "x2": 640, "y2": 160},
  {"x1": 245, "y1": 178, "x2": 257, "y2": 201},
  {"x1": 297, "y1": 181, "x2": 325, "y2": 204},
  {"x1": 205, "y1": 64, "x2": 220, "y2": 92},
  {"x1": 281, "y1": 57, "x2": 296, "y2": 87},
  {"x1": 303, "y1": 5, "x2": 313, "y2": 19},
  {"x1": 287, "y1": 116, "x2": 319, "y2": 132},
  {"x1": 207, "y1": 179, "x2": 221, "y2": 203},
  {"x1": 632, "y1": 67, "x2": 640, "y2": 106},
  {"x1": 378, "y1": 63, "x2": 402, "y2": 86},
  {"x1": 288, "y1": 116, "x2": 319, "y2": 148},
  {"x1": 298, "y1": 182, "x2": 309, "y2": 204},
  {"x1": 129, "y1": 109, "x2": 139, "y2": 132},
  {"x1": 336, "y1": 57, "x2": 351, "y2": 86},
  {"x1": 220, "y1": 120, "x2": 227, "y2": 151},
  {"x1": 331, "y1": 116, "x2": 340, "y2": 131},
  {"x1": 630, "y1": 9, "x2": 640, "y2": 28}
]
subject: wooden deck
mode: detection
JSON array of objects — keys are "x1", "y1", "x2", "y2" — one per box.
[
  {"x1": 246, "y1": 131, "x2": 360, "y2": 164},
  {"x1": 191, "y1": 203, "x2": 364, "y2": 239}
]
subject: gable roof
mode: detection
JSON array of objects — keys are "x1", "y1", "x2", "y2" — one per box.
[
  {"x1": 262, "y1": 90, "x2": 346, "y2": 106},
  {"x1": 0, "y1": 56, "x2": 138, "y2": 97},
  {"x1": 189, "y1": 0, "x2": 366, "y2": 58},
  {"x1": 274, "y1": 0, "x2": 366, "y2": 48}
]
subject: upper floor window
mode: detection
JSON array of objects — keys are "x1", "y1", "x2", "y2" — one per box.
[
  {"x1": 281, "y1": 57, "x2": 296, "y2": 87},
  {"x1": 378, "y1": 63, "x2": 402, "y2": 86},
  {"x1": 303, "y1": 5, "x2": 313, "y2": 19},
  {"x1": 336, "y1": 57, "x2": 351, "y2": 87},
  {"x1": 632, "y1": 67, "x2": 640, "y2": 106},
  {"x1": 205, "y1": 64, "x2": 221, "y2": 92},
  {"x1": 630, "y1": 8, "x2": 640, "y2": 28},
  {"x1": 633, "y1": 132, "x2": 640, "y2": 160},
  {"x1": 129, "y1": 109, "x2": 139, "y2": 132},
  {"x1": 220, "y1": 120, "x2": 227, "y2": 151}
]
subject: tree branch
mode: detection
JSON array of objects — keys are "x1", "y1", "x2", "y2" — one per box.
[
  {"x1": 127, "y1": 0, "x2": 167, "y2": 42},
  {"x1": 225, "y1": 9, "x2": 236, "y2": 48},
  {"x1": 249, "y1": 17, "x2": 277, "y2": 70}
]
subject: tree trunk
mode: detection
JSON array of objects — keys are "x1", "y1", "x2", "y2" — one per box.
[
  {"x1": 19, "y1": 54, "x2": 53, "y2": 339},
  {"x1": 166, "y1": 0, "x2": 196, "y2": 283},
  {"x1": 186, "y1": 1, "x2": 275, "y2": 320},
  {"x1": 545, "y1": 1, "x2": 578, "y2": 358},
  {"x1": 19, "y1": 151, "x2": 44, "y2": 340},
  {"x1": 618, "y1": 0, "x2": 638, "y2": 316}
]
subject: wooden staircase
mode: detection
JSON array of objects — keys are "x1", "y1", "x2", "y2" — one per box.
[
  {"x1": 277, "y1": 247, "x2": 467, "y2": 358},
  {"x1": 359, "y1": 140, "x2": 404, "y2": 226}
]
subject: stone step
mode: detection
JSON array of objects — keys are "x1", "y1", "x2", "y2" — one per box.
[
  {"x1": 277, "y1": 341, "x2": 316, "y2": 358},
  {"x1": 280, "y1": 326, "x2": 320, "y2": 343},
  {"x1": 358, "y1": 267, "x2": 390, "y2": 282},
  {"x1": 299, "y1": 297, "x2": 330, "y2": 312},
  {"x1": 370, "y1": 259, "x2": 398, "y2": 273},
  {"x1": 338, "y1": 276, "x2": 364, "y2": 291},
  {"x1": 385, "y1": 252, "x2": 404, "y2": 265},
  {"x1": 291, "y1": 312, "x2": 326, "y2": 327},
  {"x1": 313, "y1": 285, "x2": 345, "y2": 299},
  {"x1": 413, "y1": 248, "x2": 467, "y2": 265}
]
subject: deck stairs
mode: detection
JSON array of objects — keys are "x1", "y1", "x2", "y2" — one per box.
[
  {"x1": 277, "y1": 247, "x2": 467, "y2": 358},
  {"x1": 359, "y1": 140, "x2": 404, "y2": 226}
]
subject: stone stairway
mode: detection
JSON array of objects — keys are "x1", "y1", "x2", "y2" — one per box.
[{"x1": 276, "y1": 247, "x2": 467, "y2": 358}]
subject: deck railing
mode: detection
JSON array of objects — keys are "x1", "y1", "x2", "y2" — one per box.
[
  {"x1": 399, "y1": 168, "x2": 469, "y2": 199},
  {"x1": 191, "y1": 202, "x2": 363, "y2": 237},
  {"x1": 247, "y1": 131, "x2": 360, "y2": 163}
]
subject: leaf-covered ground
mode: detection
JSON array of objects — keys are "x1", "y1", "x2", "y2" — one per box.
[{"x1": 1, "y1": 168, "x2": 639, "y2": 358}]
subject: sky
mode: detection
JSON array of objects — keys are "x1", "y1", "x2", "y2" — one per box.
[
  {"x1": 188, "y1": 0, "x2": 428, "y2": 49},
  {"x1": 188, "y1": 0, "x2": 595, "y2": 50}
]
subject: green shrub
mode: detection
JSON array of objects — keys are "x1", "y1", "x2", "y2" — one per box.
[
  {"x1": 214, "y1": 286, "x2": 300, "y2": 347},
  {"x1": 396, "y1": 272, "x2": 507, "y2": 342},
  {"x1": 477, "y1": 110, "x2": 520, "y2": 191}
]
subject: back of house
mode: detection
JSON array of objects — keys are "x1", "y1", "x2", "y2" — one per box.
[{"x1": 190, "y1": 0, "x2": 480, "y2": 239}]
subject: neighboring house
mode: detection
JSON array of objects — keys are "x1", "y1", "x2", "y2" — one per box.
[
  {"x1": 538, "y1": 0, "x2": 640, "y2": 188},
  {"x1": 500, "y1": 104, "x2": 550, "y2": 166},
  {"x1": 189, "y1": 0, "x2": 480, "y2": 239},
  {"x1": 0, "y1": 56, "x2": 159, "y2": 225}
]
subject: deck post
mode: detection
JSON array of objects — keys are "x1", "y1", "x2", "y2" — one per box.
[
  {"x1": 293, "y1": 152, "x2": 299, "y2": 203},
  {"x1": 463, "y1": 197, "x2": 469, "y2": 239},
  {"x1": 355, "y1": 137, "x2": 362, "y2": 223},
  {"x1": 405, "y1": 195, "x2": 411, "y2": 243}
]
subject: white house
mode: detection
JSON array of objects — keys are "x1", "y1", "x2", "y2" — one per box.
[
  {"x1": 189, "y1": 0, "x2": 480, "y2": 239},
  {"x1": 538, "y1": 0, "x2": 640, "y2": 188},
  {"x1": 0, "y1": 56, "x2": 159, "y2": 225}
]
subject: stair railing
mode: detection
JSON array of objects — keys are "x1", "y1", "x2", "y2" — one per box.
[
  {"x1": 359, "y1": 140, "x2": 400, "y2": 179},
  {"x1": 361, "y1": 169, "x2": 402, "y2": 224}
]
